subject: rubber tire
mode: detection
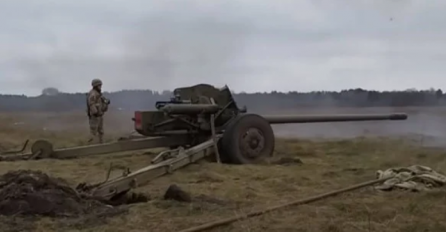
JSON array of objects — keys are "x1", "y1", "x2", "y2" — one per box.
[{"x1": 219, "y1": 114, "x2": 275, "y2": 164}]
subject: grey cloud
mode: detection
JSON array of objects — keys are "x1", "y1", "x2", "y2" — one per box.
[{"x1": 0, "y1": 0, "x2": 445, "y2": 95}]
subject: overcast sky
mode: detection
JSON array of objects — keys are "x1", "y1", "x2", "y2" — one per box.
[{"x1": 0, "y1": 0, "x2": 444, "y2": 96}]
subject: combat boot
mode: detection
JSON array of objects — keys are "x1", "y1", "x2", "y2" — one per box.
[{"x1": 87, "y1": 135, "x2": 98, "y2": 144}]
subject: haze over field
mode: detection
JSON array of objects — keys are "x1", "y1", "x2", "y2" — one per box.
[
  {"x1": 1, "y1": 0, "x2": 445, "y2": 95},
  {"x1": 1, "y1": 0, "x2": 446, "y2": 146}
]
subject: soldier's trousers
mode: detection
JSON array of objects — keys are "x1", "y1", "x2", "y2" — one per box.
[{"x1": 88, "y1": 116, "x2": 104, "y2": 143}]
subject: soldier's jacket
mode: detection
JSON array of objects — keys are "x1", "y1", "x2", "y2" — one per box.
[{"x1": 87, "y1": 89, "x2": 109, "y2": 116}]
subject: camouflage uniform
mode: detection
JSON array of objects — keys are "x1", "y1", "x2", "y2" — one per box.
[{"x1": 87, "y1": 79, "x2": 110, "y2": 144}]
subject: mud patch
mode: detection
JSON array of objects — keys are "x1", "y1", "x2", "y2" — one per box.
[
  {"x1": 0, "y1": 170, "x2": 121, "y2": 217},
  {"x1": 0, "y1": 170, "x2": 142, "y2": 230}
]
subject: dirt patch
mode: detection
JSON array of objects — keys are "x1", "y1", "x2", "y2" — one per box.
[
  {"x1": 0, "y1": 170, "x2": 125, "y2": 217},
  {"x1": 0, "y1": 170, "x2": 147, "y2": 231}
]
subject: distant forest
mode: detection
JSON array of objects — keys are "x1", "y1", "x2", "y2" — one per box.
[{"x1": 0, "y1": 87, "x2": 445, "y2": 112}]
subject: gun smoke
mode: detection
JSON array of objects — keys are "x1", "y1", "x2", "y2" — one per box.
[{"x1": 2, "y1": 89, "x2": 446, "y2": 149}]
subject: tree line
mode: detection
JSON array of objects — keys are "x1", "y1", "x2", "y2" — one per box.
[{"x1": 0, "y1": 87, "x2": 444, "y2": 112}]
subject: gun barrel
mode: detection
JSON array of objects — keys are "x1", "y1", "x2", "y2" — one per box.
[
  {"x1": 263, "y1": 113, "x2": 408, "y2": 124},
  {"x1": 160, "y1": 104, "x2": 220, "y2": 114}
]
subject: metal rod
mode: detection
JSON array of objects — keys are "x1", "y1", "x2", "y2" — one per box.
[
  {"x1": 0, "y1": 136, "x2": 191, "y2": 161},
  {"x1": 209, "y1": 100, "x2": 221, "y2": 163},
  {"x1": 160, "y1": 104, "x2": 221, "y2": 114},
  {"x1": 51, "y1": 136, "x2": 190, "y2": 159},
  {"x1": 263, "y1": 113, "x2": 408, "y2": 124},
  {"x1": 177, "y1": 176, "x2": 393, "y2": 232},
  {"x1": 0, "y1": 140, "x2": 29, "y2": 155}
]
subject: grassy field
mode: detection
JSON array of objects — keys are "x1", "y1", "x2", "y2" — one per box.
[{"x1": 0, "y1": 108, "x2": 446, "y2": 232}]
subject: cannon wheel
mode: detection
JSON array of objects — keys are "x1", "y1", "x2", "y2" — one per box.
[
  {"x1": 31, "y1": 140, "x2": 54, "y2": 159},
  {"x1": 219, "y1": 114, "x2": 275, "y2": 164}
]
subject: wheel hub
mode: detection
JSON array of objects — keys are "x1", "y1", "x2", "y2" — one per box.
[{"x1": 240, "y1": 128, "x2": 265, "y2": 158}]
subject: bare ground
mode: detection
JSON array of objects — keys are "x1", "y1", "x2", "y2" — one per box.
[{"x1": 0, "y1": 108, "x2": 445, "y2": 232}]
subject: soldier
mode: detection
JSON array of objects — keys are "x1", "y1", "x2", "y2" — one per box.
[{"x1": 87, "y1": 79, "x2": 110, "y2": 144}]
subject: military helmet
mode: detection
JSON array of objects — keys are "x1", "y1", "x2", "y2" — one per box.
[{"x1": 91, "y1": 79, "x2": 102, "y2": 87}]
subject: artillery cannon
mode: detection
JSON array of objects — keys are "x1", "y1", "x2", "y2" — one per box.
[{"x1": 0, "y1": 84, "x2": 408, "y2": 201}]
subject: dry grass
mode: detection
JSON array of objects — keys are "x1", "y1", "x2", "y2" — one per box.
[{"x1": 0, "y1": 109, "x2": 446, "y2": 232}]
